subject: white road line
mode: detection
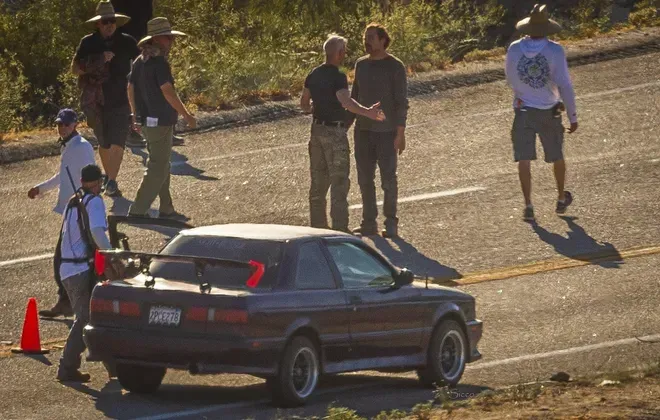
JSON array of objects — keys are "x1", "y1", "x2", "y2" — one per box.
[
  {"x1": 0, "y1": 253, "x2": 52, "y2": 268},
  {"x1": 132, "y1": 333, "x2": 660, "y2": 419},
  {"x1": 467, "y1": 333, "x2": 660, "y2": 370},
  {"x1": 348, "y1": 186, "x2": 486, "y2": 210}
]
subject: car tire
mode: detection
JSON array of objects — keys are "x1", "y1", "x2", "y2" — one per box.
[
  {"x1": 417, "y1": 320, "x2": 467, "y2": 388},
  {"x1": 268, "y1": 336, "x2": 320, "y2": 407},
  {"x1": 116, "y1": 363, "x2": 166, "y2": 394}
]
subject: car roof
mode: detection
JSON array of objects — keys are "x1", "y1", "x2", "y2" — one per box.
[{"x1": 179, "y1": 223, "x2": 353, "y2": 241}]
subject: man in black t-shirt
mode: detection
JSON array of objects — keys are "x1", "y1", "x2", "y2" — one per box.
[
  {"x1": 127, "y1": 17, "x2": 196, "y2": 220},
  {"x1": 72, "y1": 1, "x2": 140, "y2": 197},
  {"x1": 300, "y1": 34, "x2": 385, "y2": 233}
]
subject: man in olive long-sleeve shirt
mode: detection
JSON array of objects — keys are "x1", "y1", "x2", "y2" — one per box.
[{"x1": 348, "y1": 23, "x2": 409, "y2": 238}]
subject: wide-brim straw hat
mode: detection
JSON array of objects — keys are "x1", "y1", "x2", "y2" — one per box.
[
  {"x1": 516, "y1": 4, "x2": 563, "y2": 37},
  {"x1": 138, "y1": 17, "x2": 187, "y2": 46},
  {"x1": 86, "y1": 1, "x2": 130, "y2": 27}
]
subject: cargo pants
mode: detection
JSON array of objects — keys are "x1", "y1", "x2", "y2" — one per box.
[
  {"x1": 129, "y1": 125, "x2": 175, "y2": 216},
  {"x1": 308, "y1": 123, "x2": 350, "y2": 232}
]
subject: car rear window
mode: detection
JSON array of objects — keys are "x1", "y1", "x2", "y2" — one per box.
[{"x1": 149, "y1": 235, "x2": 283, "y2": 290}]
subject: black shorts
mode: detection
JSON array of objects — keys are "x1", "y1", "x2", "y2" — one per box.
[{"x1": 86, "y1": 105, "x2": 130, "y2": 149}]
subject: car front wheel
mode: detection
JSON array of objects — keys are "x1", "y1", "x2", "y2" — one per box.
[
  {"x1": 116, "y1": 363, "x2": 166, "y2": 394},
  {"x1": 417, "y1": 320, "x2": 467, "y2": 388},
  {"x1": 268, "y1": 336, "x2": 320, "y2": 407}
]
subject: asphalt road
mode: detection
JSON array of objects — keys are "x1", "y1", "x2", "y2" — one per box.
[{"x1": 0, "y1": 51, "x2": 659, "y2": 419}]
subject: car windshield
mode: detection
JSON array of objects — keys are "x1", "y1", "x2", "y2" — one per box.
[{"x1": 148, "y1": 235, "x2": 283, "y2": 290}]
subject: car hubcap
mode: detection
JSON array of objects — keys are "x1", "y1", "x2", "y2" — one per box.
[
  {"x1": 439, "y1": 330, "x2": 465, "y2": 381},
  {"x1": 290, "y1": 347, "x2": 318, "y2": 398}
]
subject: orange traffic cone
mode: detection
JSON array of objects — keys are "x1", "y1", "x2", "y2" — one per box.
[{"x1": 11, "y1": 297, "x2": 49, "y2": 354}]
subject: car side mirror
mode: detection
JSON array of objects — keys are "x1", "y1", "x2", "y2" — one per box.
[{"x1": 395, "y1": 268, "x2": 414, "y2": 287}]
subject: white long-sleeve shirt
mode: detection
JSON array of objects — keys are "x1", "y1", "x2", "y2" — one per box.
[
  {"x1": 505, "y1": 37, "x2": 578, "y2": 123},
  {"x1": 35, "y1": 133, "x2": 96, "y2": 215}
]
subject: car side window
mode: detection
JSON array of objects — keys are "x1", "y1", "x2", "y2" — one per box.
[
  {"x1": 327, "y1": 242, "x2": 394, "y2": 289},
  {"x1": 295, "y1": 242, "x2": 337, "y2": 290}
]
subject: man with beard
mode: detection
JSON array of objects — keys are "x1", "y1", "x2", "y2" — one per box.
[
  {"x1": 348, "y1": 23, "x2": 409, "y2": 238},
  {"x1": 71, "y1": 1, "x2": 140, "y2": 197}
]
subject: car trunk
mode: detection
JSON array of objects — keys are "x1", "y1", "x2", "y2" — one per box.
[{"x1": 90, "y1": 276, "x2": 251, "y2": 338}]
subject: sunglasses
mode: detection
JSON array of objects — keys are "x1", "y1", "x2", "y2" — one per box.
[{"x1": 101, "y1": 18, "x2": 117, "y2": 25}]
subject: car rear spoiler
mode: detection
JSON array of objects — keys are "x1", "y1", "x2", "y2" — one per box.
[
  {"x1": 97, "y1": 249, "x2": 265, "y2": 293},
  {"x1": 107, "y1": 215, "x2": 194, "y2": 249}
]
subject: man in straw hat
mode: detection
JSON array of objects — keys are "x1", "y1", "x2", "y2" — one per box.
[
  {"x1": 127, "y1": 17, "x2": 196, "y2": 220},
  {"x1": 71, "y1": 1, "x2": 140, "y2": 197},
  {"x1": 505, "y1": 4, "x2": 578, "y2": 223}
]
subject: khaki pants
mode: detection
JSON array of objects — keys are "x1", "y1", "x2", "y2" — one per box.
[
  {"x1": 129, "y1": 125, "x2": 175, "y2": 215},
  {"x1": 309, "y1": 123, "x2": 350, "y2": 232}
]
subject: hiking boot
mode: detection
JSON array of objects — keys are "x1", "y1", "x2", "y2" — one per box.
[
  {"x1": 39, "y1": 299, "x2": 73, "y2": 318},
  {"x1": 104, "y1": 180, "x2": 122, "y2": 197},
  {"x1": 351, "y1": 226, "x2": 379, "y2": 237},
  {"x1": 57, "y1": 370, "x2": 91, "y2": 383},
  {"x1": 523, "y1": 206, "x2": 535, "y2": 222},
  {"x1": 381, "y1": 224, "x2": 398, "y2": 239},
  {"x1": 556, "y1": 191, "x2": 573, "y2": 214}
]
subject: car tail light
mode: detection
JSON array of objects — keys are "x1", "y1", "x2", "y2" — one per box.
[
  {"x1": 213, "y1": 309, "x2": 248, "y2": 324},
  {"x1": 94, "y1": 249, "x2": 106, "y2": 276},
  {"x1": 245, "y1": 260, "x2": 265, "y2": 288},
  {"x1": 90, "y1": 298, "x2": 141, "y2": 317},
  {"x1": 185, "y1": 306, "x2": 208, "y2": 322}
]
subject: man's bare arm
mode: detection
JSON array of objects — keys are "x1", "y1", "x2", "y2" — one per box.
[
  {"x1": 300, "y1": 88, "x2": 313, "y2": 113},
  {"x1": 160, "y1": 82, "x2": 196, "y2": 128},
  {"x1": 336, "y1": 89, "x2": 385, "y2": 121},
  {"x1": 71, "y1": 57, "x2": 84, "y2": 76}
]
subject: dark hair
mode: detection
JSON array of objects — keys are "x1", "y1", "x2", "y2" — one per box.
[
  {"x1": 365, "y1": 22, "x2": 391, "y2": 49},
  {"x1": 81, "y1": 164, "x2": 103, "y2": 183}
]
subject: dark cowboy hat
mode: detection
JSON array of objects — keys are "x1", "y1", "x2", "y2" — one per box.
[
  {"x1": 516, "y1": 4, "x2": 563, "y2": 37},
  {"x1": 137, "y1": 17, "x2": 187, "y2": 47},
  {"x1": 85, "y1": 1, "x2": 131, "y2": 27}
]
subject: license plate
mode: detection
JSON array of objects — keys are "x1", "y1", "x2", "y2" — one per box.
[{"x1": 148, "y1": 306, "x2": 181, "y2": 326}]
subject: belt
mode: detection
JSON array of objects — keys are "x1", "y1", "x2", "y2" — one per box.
[{"x1": 313, "y1": 118, "x2": 345, "y2": 128}]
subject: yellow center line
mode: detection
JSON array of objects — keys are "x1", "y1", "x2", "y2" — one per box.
[{"x1": 431, "y1": 245, "x2": 660, "y2": 287}]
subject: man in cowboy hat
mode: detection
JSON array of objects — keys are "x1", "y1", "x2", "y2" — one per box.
[
  {"x1": 127, "y1": 17, "x2": 196, "y2": 220},
  {"x1": 71, "y1": 1, "x2": 140, "y2": 198},
  {"x1": 505, "y1": 4, "x2": 579, "y2": 223}
]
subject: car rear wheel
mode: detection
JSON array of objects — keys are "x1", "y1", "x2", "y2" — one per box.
[
  {"x1": 417, "y1": 320, "x2": 467, "y2": 388},
  {"x1": 267, "y1": 336, "x2": 320, "y2": 407},
  {"x1": 116, "y1": 363, "x2": 166, "y2": 394}
]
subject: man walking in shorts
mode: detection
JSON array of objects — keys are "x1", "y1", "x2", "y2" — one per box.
[{"x1": 505, "y1": 4, "x2": 579, "y2": 222}]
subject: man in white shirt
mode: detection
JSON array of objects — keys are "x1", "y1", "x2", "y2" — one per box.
[
  {"x1": 56, "y1": 164, "x2": 114, "y2": 382},
  {"x1": 27, "y1": 109, "x2": 96, "y2": 318},
  {"x1": 505, "y1": 4, "x2": 579, "y2": 222}
]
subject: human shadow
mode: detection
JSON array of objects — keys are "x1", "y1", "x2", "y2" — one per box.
[
  {"x1": 530, "y1": 216, "x2": 623, "y2": 268},
  {"x1": 371, "y1": 236, "x2": 463, "y2": 282},
  {"x1": 128, "y1": 147, "x2": 218, "y2": 181},
  {"x1": 38, "y1": 317, "x2": 73, "y2": 329}
]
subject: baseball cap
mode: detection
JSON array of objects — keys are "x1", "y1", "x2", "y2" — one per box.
[
  {"x1": 81, "y1": 164, "x2": 103, "y2": 183},
  {"x1": 55, "y1": 109, "x2": 78, "y2": 125}
]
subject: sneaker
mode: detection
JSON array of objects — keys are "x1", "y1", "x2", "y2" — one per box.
[
  {"x1": 104, "y1": 180, "x2": 122, "y2": 197},
  {"x1": 157, "y1": 210, "x2": 190, "y2": 222},
  {"x1": 57, "y1": 370, "x2": 91, "y2": 383},
  {"x1": 556, "y1": 191, "x2": 573, "y2": 214},
  {"x1": 523, "y1": 206, "x2": 535, "y2": 222},
  {"x1": 172, "y1": 135, "x2": 185, "y2": 146},
  {"x1": 352, "y1": 226, "x2": 379, "y2": 237},
  {"x1": 39, "y1": 300, "x2": 73, "y2": 318}
]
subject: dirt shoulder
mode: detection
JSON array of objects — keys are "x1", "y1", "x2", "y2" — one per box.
[
  {"x1": 323, "y1": 365, "x2": 660, "y2": 419},
  {"x1": 1, "y1": 26, "x2": 659, "y2": 166}
]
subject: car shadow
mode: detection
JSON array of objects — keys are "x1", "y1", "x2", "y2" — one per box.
[
  {"x1": 530, "y1": 216, "x2": 623, "y2": 268},
  {"x1": 371, "y1": 236, "x2": 463, "y2": 282},
  {"x1": 128, "y1": 147, "x2": 218, "y2": 181},
  {"x1": 85, "y1": 373, "x2": 490, "y2": 419}
]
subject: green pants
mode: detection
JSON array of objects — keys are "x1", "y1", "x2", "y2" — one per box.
[
  {"x1": 308, "y1": 123, "x2": 350, "y2": 232},
  {"x1": 129, "y1": 125, "x2": 175, "y2": 216}
]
